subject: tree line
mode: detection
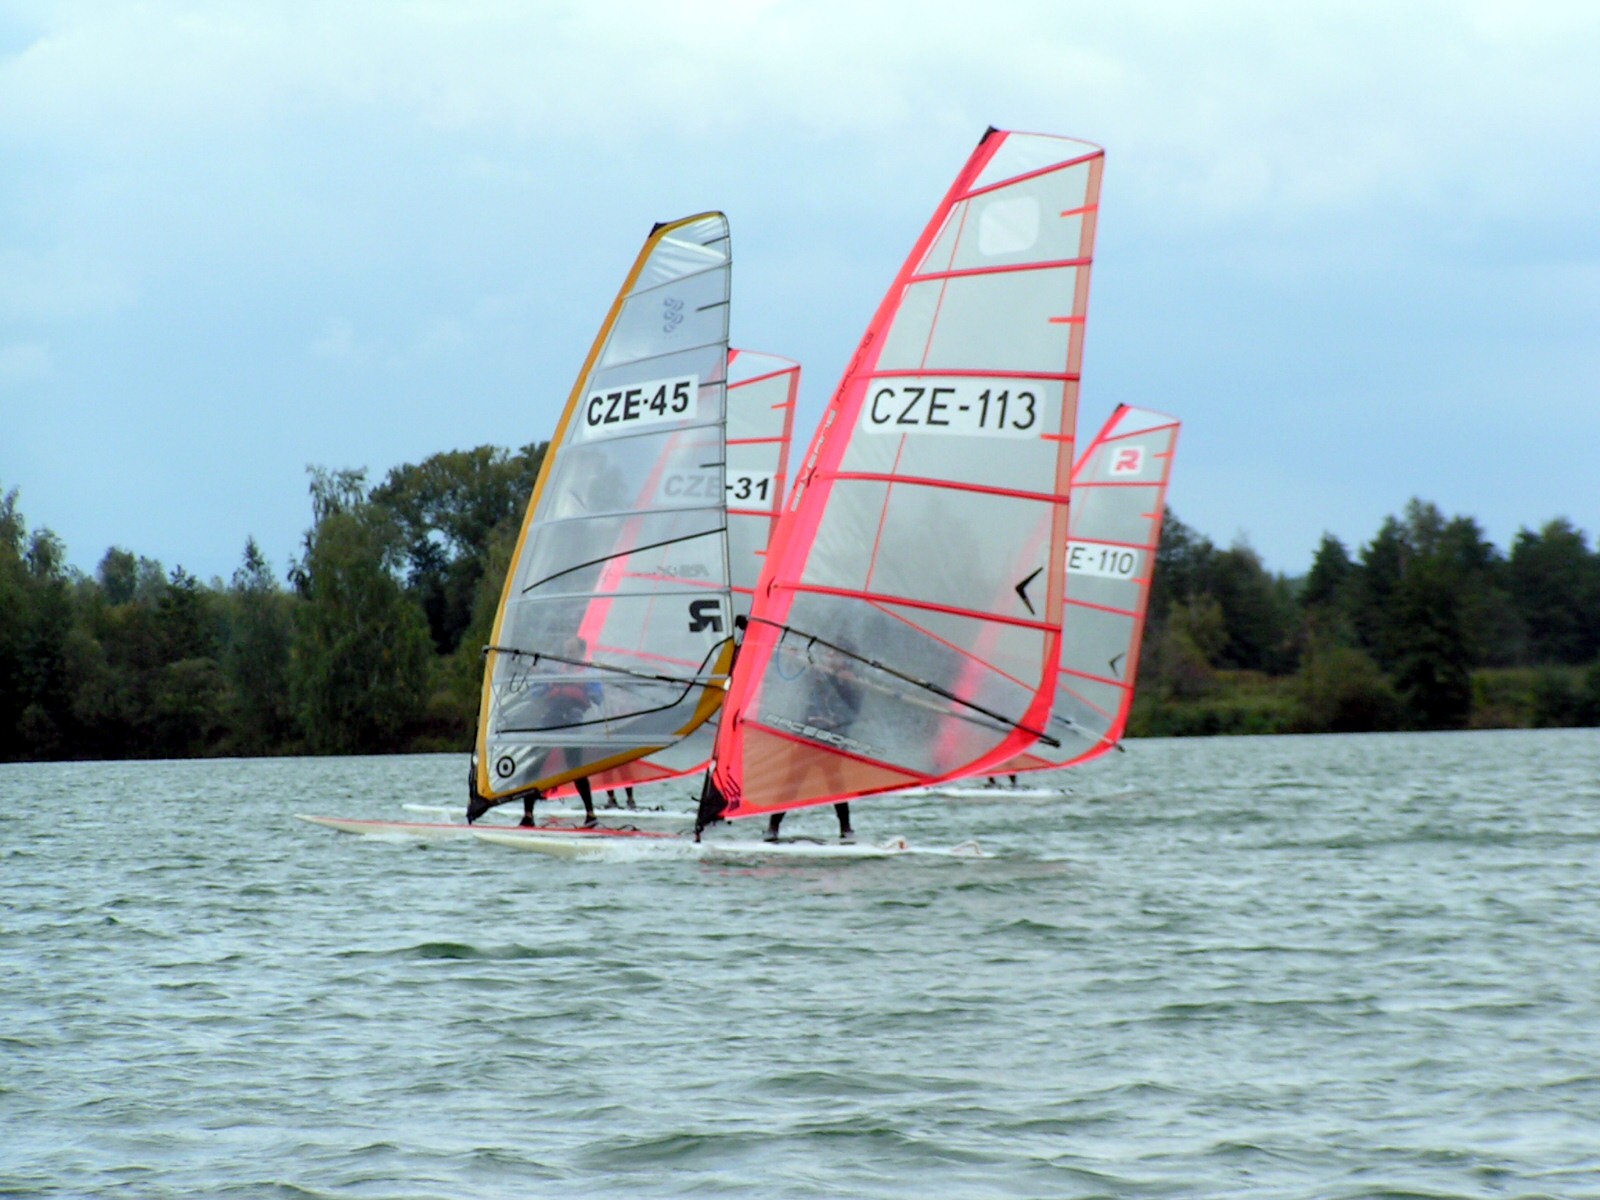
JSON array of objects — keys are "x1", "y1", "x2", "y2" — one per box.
[
  {"x1": 1135, "y1": 500, "x2": 1600, "y2": 735},
  {"x1": 3, "y1": 457, "x2": 1598, "y2": 764}
]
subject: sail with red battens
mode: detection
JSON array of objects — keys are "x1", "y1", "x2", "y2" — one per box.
[
  {"x1": 996, "y1": 404, "x2": 1179, "y2": 774},
  {"x1": 710, "y1": 130, "x2": 1106, "y2": 820}
]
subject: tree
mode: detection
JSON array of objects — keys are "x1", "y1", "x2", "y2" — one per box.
[
  {"x1": 1390, "y1": 559, "x2": 1473, "y2": 728},
  {"x1": 1207, "y1": 542, "x2": 1296, "y2": 673},
  {"x1": 0, "y1": 488, "x2": 77, "y2": 760},
  {"x1": 1295, "y1": 639, "x2": 1402, "y2": 732},
  {"x1": 1507, "y1": 519, "x2": 1600, "y2": 665},
  {"x1": 1301, "y1": 533, "x2": 1355, "y2": 612},
  {"x1": 368, "y1": 444, "x2": 545, "y2": 654},
  {"x1": 290, "y1": 473, "x2": 432, "y2": 753},
  {"x1": 1351, "y1": 516, "x2": 1408, "y2": 667},
  {"x1": 223, "y1": 537, "x2": 296, "y2": 752}
]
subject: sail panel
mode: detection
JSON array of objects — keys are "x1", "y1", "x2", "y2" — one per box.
[
  {"x1": 475, "y1": 213, "x2": 733, "y2": 807},
  {"x1": 599, "y1": 266, "x2": 731, "y2": 371},
  {"x1": 970, "y1": 131, "x2": 1102, "y2": 191},
  {"x1": 802, "y1": 478, "x2": 1056, "y2": 624},
  {"x1": 713, "y1": 129, "x2": 1105, "y2": 819},
  {"x1": 725, "y1": 350, "x2": 800, "y2": 623},
  {"x1": 877, "y1": 267, "x2": 1084, "y2": 374}
]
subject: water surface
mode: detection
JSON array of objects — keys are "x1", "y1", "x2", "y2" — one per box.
[{"x1": 4, "y1": 729, "x2": 1599, "y2": 1197}]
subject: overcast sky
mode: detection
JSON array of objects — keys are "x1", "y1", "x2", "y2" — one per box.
[{"x1": 4, "y1": 0, "x2": 1597, "y2": 584}]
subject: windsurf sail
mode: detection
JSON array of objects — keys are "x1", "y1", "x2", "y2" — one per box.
[
  {"x1": 470, "y1": 213, "x2": 734, "y2": 819},
  {"x1": 708, "y1": 129, "x2": 1106, "y2": 822},
  {"x1": 995, "y1": 404, "x2": 1179, "y2": 773},
  {"x1": 547, "y1": 350, "x2": 800, "y2": 796}
]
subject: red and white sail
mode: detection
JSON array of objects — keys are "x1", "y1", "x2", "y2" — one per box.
[
  {"x1": 711, "y1": 129, "x2": 1105, "y2": 820},
  {"x1": 996, "y1": 404, "x2": 1179, "y2": 774},
  {"x1": 550, "y1": 349, "x2": 800, "y2": 796},
  {"x1": 471, "y1": 213, "x2": 733, "y2": 815}
]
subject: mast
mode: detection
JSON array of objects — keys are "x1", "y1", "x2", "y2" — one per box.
[
  {"x1": 710, "y1": 130, "x2": 1107, "y2": 821},
  {"x1": 469, "y1": 213, "x2": 734, "y2": 819}
]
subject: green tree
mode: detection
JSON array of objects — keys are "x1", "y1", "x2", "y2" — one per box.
[
  {"x1": 1350, "y1": 515, "x2": 1409, "y2": 667},
  {"x1": 1507, "y1": 519, "x2": 1600, "y2": 665},
  {"x1": 98, "y1": 547, "x2": 139, "y2": 605},
  {"x1": 1575, "y1": 662, "x2": 1600, "y2": 726},
  {"x1": 1390, "y1": 558, "x2": 1472, "y2": 728},
  {"x1": 1207, "y1": 542, "x2": 1296, "y2": 672},
  {"x1": 1301, "y1": 533, "x2": 1355, "y2": 611},
  {"x1": 368, "y1": 443, "x2": 544, "y2": 654},
  {"x1": 290, "y1": 470, "x2": 432, "y2": 753},
  {"x1": 1294, "y1": 638, "x2": 1401, "y2": 732},
  {"x1": 223, "y1": 537, "x2": 296, "y2": 752},
  {"x1": 0, "y1": 489, "x2": 77, "y2": 760}
]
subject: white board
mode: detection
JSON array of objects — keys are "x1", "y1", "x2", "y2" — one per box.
[{"x1": 470, "y1": 827, "x2": 985, "y2": 862}]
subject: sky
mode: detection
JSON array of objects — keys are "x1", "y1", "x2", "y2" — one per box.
[{"x1": 3, "y1": 0, "x2": 1598, "y2": 584}]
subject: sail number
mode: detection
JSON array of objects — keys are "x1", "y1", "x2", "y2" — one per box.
[
  {"x1": 1066, "y1": 540, "x2": 1141, "y2": 581},
  {"x1": 654, "y1": 469, "x2": 778, "y2": 508},
  {"x1": 863, "y1": 381, "x2": 1041, "y2": 438},
  {"x1": 582, "y1": 374, "x2": 697, "y2": 438},
  {"x1": 726, "y1": 470, "x2": 776, "y2": 506}
]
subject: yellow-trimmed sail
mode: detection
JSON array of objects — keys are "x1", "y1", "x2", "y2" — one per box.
[{"x1": 471, "y1": 213, "x2": 733, "y2": 813}]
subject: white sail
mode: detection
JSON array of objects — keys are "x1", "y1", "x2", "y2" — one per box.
[{"x1": 471, "y1": 214, "x2": 733, "y2": 814}]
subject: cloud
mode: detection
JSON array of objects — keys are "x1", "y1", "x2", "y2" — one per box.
[{"x1": 1, "y1": 0, "x2": 1597, "y2": 578}]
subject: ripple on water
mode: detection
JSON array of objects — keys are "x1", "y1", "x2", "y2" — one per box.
[{"x1": 4, "y1": 732, "x2": 1600, "y2": 1197}]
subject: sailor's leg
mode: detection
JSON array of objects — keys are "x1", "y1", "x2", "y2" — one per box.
[{"x1": 575, "y1": 776, "x2": 596, "y2": 826}]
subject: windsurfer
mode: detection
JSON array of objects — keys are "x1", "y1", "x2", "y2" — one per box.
[
  {"x1": 766, "y1": 641, "x2": 862, "y2": 842},
  {"x1": 508, "y1": 635, "x2": 602, "y2": 827}
]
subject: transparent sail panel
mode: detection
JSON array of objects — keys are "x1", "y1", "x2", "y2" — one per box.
[{"x1": 549, "y1": 350, "x2": 799, "y2": 800}]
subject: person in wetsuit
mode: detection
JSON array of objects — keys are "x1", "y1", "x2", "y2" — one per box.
[
  {"x1": 517, "y1": 635, "x2": 601, "y2": 827},
  {"x1": 766, "y1": 642, "x2": 859, "y2": 843}
]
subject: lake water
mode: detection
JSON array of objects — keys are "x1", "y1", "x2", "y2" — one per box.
[{"x1": 3, "y1": 729, "x2": 1599, "y2": 1199}]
